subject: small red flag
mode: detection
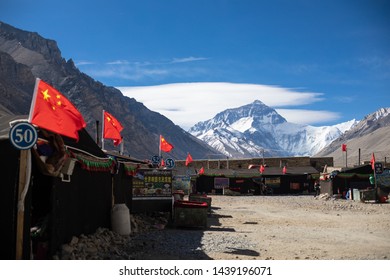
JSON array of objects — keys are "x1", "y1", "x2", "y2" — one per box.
[
  {"x1": 103, "y1": 111, "x2": 123, "y2": 146},
  {"x1": 370, "y1": 153, "x2": 375, "y2": 170},
  {"x1": 198, "y1": 166, "x2": 205, "y2": 175},
  {"x1": 259, "y1": 165, "x2": 265, "y2": 173},
  {"x1": 160, "y1": 158, "x2": 165, "y2": 167},
  {"x1": 29, "y1": 79, "x2": 86, "y2": 141},
  {"x1": 185, "y1": 153, "x2": 193, "y2": 166},
  {"x1": 282, "y1": 166, "x2": 287, "y2": 174},
  {"x1": 341, "y1": 144, "x2": 347, "y2": 152},
  {"x1": 160, "y1": 135, "x2": 174, "y2": 152}
]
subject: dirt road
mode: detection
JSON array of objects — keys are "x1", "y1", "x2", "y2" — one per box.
[{"x1": 200, "y1": 195, "x2": 390, "y2": 260}]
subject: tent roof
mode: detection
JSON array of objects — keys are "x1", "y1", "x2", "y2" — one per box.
[
  {"x1": 0, "y1": 114, "x2": 27, "y2": 139},
  {"x1": 342, "y1": 164, "x2": 373, "y2": 174}
]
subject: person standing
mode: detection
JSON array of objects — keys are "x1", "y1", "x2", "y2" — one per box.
[{"x1": 314, "y1": 181, "x2": 321, "y2": 197}]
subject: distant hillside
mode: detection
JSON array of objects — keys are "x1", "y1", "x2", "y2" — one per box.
[
  {"x1": 0, "y1": 21, "x2": 219, "y2": 160},
  {"x1": 315, "y1": 108, "x2": 390, "y2": 166}
]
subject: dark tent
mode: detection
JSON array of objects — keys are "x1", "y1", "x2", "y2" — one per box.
[{"x1": 0, "y1": 114, "x2": 113, "y2": 259}]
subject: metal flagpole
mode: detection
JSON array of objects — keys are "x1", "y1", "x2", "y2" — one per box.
[
  {"x1": 120, "y1": 139, "x2": 124, "y2": 155},
  {"x1": 28, "y1": 78, "x2": 41, "y2": 122},
  {"x1": 373, "y1": 158, "x2": 378, "y2": 202},
  {"x1": 101, "y1": 110, "x2": 105, "y2": 150},
  {"x1": 159, "y1": 135, "x2": 162, "y2": 158}
]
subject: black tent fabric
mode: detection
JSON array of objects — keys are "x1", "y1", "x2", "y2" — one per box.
[
  {"x1": 1, "y1": 113, "x2": 113, "y2": 259},
  {"x1": 0, "y1": 140, "x2": 21, "y2": 259}
]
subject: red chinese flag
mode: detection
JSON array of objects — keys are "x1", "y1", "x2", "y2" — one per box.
[
  {"x1": 198, "y1": 166, "x2": 205, "y2": 175},
  {"x1": 103, "y1": 111, "x2": 123, "y2": 146},
  {"x1": 259, "y1": 165, "x2": 265, "y2": 173},
  {"x1": 29, "y1": 79, "x2": 86, "y2": 141},
  {"x1": 341, "y1": 144, "x2": 347, "y2": 152},
  {"x1": 370, "y1": 153, "x2": 376, "y2": 170},
  {"x1": 185, "y1": 153, "x2": 193, "y2": 166},
  {"x1": 160, "y1": 135, "x2": 174, "y2": 152}
]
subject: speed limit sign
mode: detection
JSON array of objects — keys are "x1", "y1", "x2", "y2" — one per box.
[{"x1": 9, "y1": 122, "x2": 38, "y2": 150}]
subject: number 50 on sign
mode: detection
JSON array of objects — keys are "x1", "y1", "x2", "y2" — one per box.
[{"x1": 9, "y1": 122, "x2": 38, "y2": 150}]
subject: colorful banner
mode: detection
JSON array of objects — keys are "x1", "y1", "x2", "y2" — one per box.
[
  {"x1": 173, "y1": 175, "x2": 191, "y2": 192},
  {"x1": 132, "y1": 169, "x2": 172, "y2": 197}
]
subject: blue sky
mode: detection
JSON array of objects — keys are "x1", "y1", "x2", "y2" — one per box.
[{"x1": 2, "y1": 0, "x2": 389, "y2": 129}]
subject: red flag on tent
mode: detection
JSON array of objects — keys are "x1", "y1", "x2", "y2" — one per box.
[
  {"x1": 282, "y1": 166, "x2": 287, "y2": 174},
  {"x1": 103, "y1": 111, "x2": 123, "y2": 146},
  {"x1": 29, "y1": 79, "x2": 86, "y2": 141},
  {"x1": 160, "y1": 135, "x2": 174, "y2": 152},
  {"x1": 259, "y1": 165, "x2": 265, "y2": 173},
  {"x1": 185, "y1": 153, "x2": 193, "y2": 166},
  {"x1": 198, "y1": 166, "x2": 205, "y2": 175},
  {"x1": 370, "y1": 153, "x2": 376, "y2": 170},
  {"x1": 341, "y1": 144, "x2": 347, "y2": 152}
]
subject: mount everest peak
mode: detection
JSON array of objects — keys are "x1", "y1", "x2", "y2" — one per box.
[{"x1": 189, "y1": 100, "x2": 357, "y2": 158}]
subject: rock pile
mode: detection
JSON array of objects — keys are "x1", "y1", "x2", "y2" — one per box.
[{"x1": 52, "y1": 212, "x2": 170, "y2": 260}]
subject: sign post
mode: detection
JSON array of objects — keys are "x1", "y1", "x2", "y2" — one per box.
[{"x1": 9, "y1": 122, "x2": 36, "y2": 259}]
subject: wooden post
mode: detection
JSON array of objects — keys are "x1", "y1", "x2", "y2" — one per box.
[{"x1": 16, "y1": 150, "x2": 28, "y2": 259}]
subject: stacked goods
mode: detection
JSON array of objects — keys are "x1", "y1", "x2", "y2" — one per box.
[
  {"x1": 174, "y1": 200, "x2": 208, "y2": 228},
  {"x1": 189, "y1": 193, "x2": 212, "y2": 212}
]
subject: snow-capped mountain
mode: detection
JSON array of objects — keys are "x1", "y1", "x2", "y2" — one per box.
[
  {"x1": 188, "y1": 100, "x2": 357, "y2": 158},
  {"x1": 315, "y1": 107, "x2": 390, "y2": 166}
]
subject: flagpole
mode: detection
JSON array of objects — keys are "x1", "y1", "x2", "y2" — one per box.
[
  {"x1": 159, "y1": 135, "x2": 162, "y2": 158},
  {"x1": 28, "y1": 78, "x2": 40, "y2": 122},
  {"x1": 374, "y1": 164, "x2": 378, "y2": 201},
  {"x1": 101, "y1": 110, "x2": 105, "y2": 150},
  {"x1": 373, "y1": 154, "x2": 378, "y2": 202},
  {"x1": 120, "y1": 139, "x2": 124, "y2": 155}
]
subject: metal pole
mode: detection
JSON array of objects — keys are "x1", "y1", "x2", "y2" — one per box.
[
  {"x1": 374, "y1": 165, "x2": 378, "y2": 202},
  {"x1": 358, "y1": 148, "x2": 361, "y2": 166},
  {"x1": 96, "y1": 120, "x2": 100, "y2": 146},
  {"x1": 262, "y1": 149, "x2": 265, "y2": 165},
  {"x1": 101, "y1": 110, "x2": 105, "y2": 150},
  {"x1": 120, "y1": 139, "x2": 124, "y2": 155},
  {"x1": 226, "y1": 156, "x2": 229, "y2": 169}
]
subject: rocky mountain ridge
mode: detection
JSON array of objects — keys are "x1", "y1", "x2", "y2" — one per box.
[{"x1": 315, "y1": 108, "x2": 390, "y2": 166}]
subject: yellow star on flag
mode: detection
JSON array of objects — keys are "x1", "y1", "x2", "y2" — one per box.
[{"x1": 41, "y1": 89, "x2": 51, "y2": 101}]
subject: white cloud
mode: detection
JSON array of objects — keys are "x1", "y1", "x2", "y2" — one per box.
[
  {"x1": 75, "y1": 60, "x2": 95, "y2": 66},
  {"x1": 275, "y1": 109, "x2": 341, "y2": 124},
  {"x1": 106, "y1": 60, "x2": 130, "y2": 65},
  {"x1": 118, "y1": 82, "x2": 339, "y2": 129},
  {"x1": 79, "y1": 56, "x2": 211, "y2": 82},
  {"x1": 84, "y1": 65, "x2": 169, "y2": 81},
  {"x1": 171, "y1": 57, "x2": 208, "y2": 63}
]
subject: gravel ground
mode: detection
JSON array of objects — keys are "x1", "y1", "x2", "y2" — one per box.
[{"x1": 55, "y1": 194, "x2": 390, "y2": 260}]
